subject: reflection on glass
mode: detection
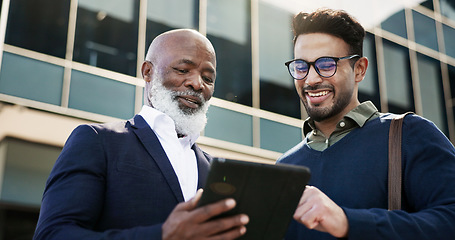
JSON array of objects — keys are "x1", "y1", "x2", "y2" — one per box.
[
  {"x1": 260, "y1": 119, "x2": 302, "y2": 153},
  {"x1": 381, "y1": 9, "x2": 407, "y2": 39},
  {"x1": 0, "y1": 53, "x2": 64, "y2": 106},
  {"x1": 443, "y1": 24, "x2": 455, "y2": 58},
  {"x1": 419, "y1": 0, "x2": 434, "y2": 10},
  {"x1": 207, "y1": 0, "x2": 252, "y2": 106},
  {"x1": 448, "y1": 65, "x2": 455, "y2": 103},
  {"x1": 69, "y1": 70, "x2": 136, "y2": 119},
  {"x1": 383, "y1": 39, "x2": 414, "y2": 113},
  {"x1": 258, "y1": 1, "x2": 299, "y2": 118},
  {"x1": 5, "y1": 0, "x2": 71, "y2": 58},
  {"x1": 205, "y1": 106, "x2": 253, "y2": 146},
  {"x1": 440, "y1": 0, "x2": 455, "y2": 22},
  {"x1": 73, "y1": 0, "x2": 139, "y2": 76},
  {"x1": 413, "y1": 10, "x2": 438, "y2": 51},
  {"x1": 1, "y1": 138, "x2": 61, "y2": 206},
  {"x1": 359, "y1": 33, "x2": 380, "y2": 110},
  {"x1": 145, "y1": 0, "x2": 197, "y2": 54},
  {"x1": 417, "y1": 53, "x2": 447, "y2": 134}
]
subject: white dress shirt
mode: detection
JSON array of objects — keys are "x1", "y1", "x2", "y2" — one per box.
[{"x1": 138, "y1": 105, "x2": 199, "y2": 201}]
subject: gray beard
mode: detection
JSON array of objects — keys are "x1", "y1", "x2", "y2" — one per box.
[{"x1": 148, "y1": 75, "x2": 209, "y2": 136}]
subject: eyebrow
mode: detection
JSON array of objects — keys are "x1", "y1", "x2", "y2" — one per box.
[{"x1": 178, "y1": 58, "x2": 216, "y2": 74}]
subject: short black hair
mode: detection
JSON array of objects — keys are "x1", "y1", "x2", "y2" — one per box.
[{"x1": 292, "y1": 8, "x2": 365, "y2": 56}]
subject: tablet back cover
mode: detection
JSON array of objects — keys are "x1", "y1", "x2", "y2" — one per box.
[{"x1": 198, "y1": 158, "x2": 311, "y2": 240}]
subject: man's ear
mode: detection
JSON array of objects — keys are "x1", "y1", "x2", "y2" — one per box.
[
  {"x1": 141, "y1": 61, "x2": 153, "y2": 82},
  {"x1": 354, "y1": 57, "x2": 368, "y2": 83}
]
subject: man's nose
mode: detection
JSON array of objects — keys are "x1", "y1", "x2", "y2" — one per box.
[
  {"x1": 305, "y1": 65, "x2": 323, "y2": 86},
  {"x1": 184, "y1": 73, "x2": 203, "y2": 91}
]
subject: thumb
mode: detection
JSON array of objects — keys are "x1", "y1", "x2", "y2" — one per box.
[{"x1": 188, "y1": 188, "x2": 204, "y2": 209}]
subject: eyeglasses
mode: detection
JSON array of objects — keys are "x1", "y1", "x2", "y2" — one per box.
[{"x1": 284, "y1": 55, "x2": 360, "y2": 80}]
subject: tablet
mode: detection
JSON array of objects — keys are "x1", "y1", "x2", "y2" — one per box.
[{"x1": 198, "y1": 158, "x2": 311, "y2": 240}]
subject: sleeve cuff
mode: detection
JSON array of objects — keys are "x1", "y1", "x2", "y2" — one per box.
[{"x1": 342, "y1": 207, "x2": 377, "y2": 240}]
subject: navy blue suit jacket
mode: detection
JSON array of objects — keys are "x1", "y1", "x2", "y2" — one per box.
[{"x1": 33, "y1": 115, "x2": 211, "y2": 239}]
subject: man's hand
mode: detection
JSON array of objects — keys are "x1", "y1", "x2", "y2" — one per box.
[
  {"x1": 162, "y1": 189, "x2": 249, "y2": 240},
  {"x1": 294, "y1": 186, "x2": 348, "y2": 238}
]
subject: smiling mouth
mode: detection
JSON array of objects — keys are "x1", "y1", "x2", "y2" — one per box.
[
  {"x1": 182, "y1": 96, "x2": 200, "y2": 104},
  {"x1": 178, "y1": 95, "x2": 203, "y2": 110},
  {"x1": 307, "y1": 90, "x2": 330, "y2": 97}
]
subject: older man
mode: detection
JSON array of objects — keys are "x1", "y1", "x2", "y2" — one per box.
[{"x1": 33, "y1": 29, "x2": 249, "y2": 240}]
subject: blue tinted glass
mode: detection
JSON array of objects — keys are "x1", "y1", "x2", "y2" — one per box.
[
  {"x1": 258, "y1": 1, "x2": 299, "y2": 118},
  {"x1": 443, "y1": 24, "x2": 455, "y2": 58},
  {"x1": 381, "y1": 9, "x2": 407, "y2": 39},
  {"x1": 0, "y1": 52, "x2": 63, "y2": 105},
  {"x1": 204, "y1": 106, "x2": 253, "y2": 146},
  {"x1": 417, "y1": 53, "x2": 447, "y2": 135},
  {"x1": 5, "y1": 0, "x2": 70, "y2": 58},
  {"x1": 359, "y1": 33, "x2": 380, "y2": 110},
  {"x1": 316, "y1": 58, "x2": 336, "y2": 71},
  {"x1": 295, "y1": 60, "x2": 308, "y2": 72},
  {"x1": 413, "y1": 10, "x2": 438, "y2": 51},
  {"x1": 1, "y1": 138, "x2": 61, "y2": 206},
  {"x1": 69, "y1": 70, "x2": 135, "y2": 119},
  {"x1": 449, "y1": 65, "x2": 455, "y2": 99},
  {"x1": 207, "y1": 0, "x2": 252, "y2": 106},
  {"x1": 74, "y1": 0, "x2": 139, "y2": 76},
  {"x1": 145, "y1": 0, "x2": 196, "y2": 49},
  {"x1": 440, "y1": 0, "x2": 455, "y2": 22},
  {"x1": 260, "y1": 119, "x2": 302, "y2": 153},
  {"x1": 382, "y1": 40, "x2": 414, "y2": 113}
]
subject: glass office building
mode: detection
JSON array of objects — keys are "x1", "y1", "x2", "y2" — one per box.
[{"x1": 0, "y1": 0, "x2": 453, "y2": 238}]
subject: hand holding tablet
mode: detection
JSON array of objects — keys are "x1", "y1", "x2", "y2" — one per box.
[{"x1": 198, "y1": 158, "x2": 311, "y2": 240}]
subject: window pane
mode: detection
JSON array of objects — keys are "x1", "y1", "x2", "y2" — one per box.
[
  {"x1": 207, "y1": 0, "x2": 252, "y2": 106},
  {"x1": 69, "y1": 70, "x2": 136, "y2": 119},
  {"x1": 260, "y1": 119, "x2": 302, "y2": 153},
  {"x1": 1, "y1": 138, "x2": 61, "y2": 206},
  {"x1": 73, "y1": 0, "x2": 139, "y2": 76},
  {"x1": 417, "y1": 53, "x2": 448, "y2": 134},
  {"x1": 381, "y1": 9, "x2": 407, "y2": 39},
  {"x1": 443, "y1": 24, "x2": 455, "y2": 59},
  {"x1": 0, "y1": 206, "x2": 39, "y2": 240},
  {"x1": 0, "y1": 53, "x2": 64, "y2": 105},
  {"x1": 5, "y1": 0, "x2": 70, "y2": 58},
  {"x1": 419, "y1": 0, "x2": 434, "y2": 11},
  {"x1": 440, "y1": 0, "x2": 455, "y2": 22},
  {"x1": 359, "y1": 33, "x2": 381, "y2": 110},
  {"x1": 413, "y1": 10, "x2": 438, "y2": 51},
  {"x1": 205, "y1": 106, "x2": 253, "y2": 146},
  {"x1": 145, "y1": 0, "x2": 197, "y2": 52},
  {"x1": 383, "y1": 40, "x2": 414, "y2": 113},
  {"x1": 258, "y1": 1, "x2": 300, "y2": 118},
  {"x1": 449, "y1": 65, "x2": 455, "y2": 99}
]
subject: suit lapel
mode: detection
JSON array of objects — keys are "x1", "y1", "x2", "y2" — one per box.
[
  {"x1": 129, "y1": 115, "x2": 185, "y2": 202},
  {"x1": 193, "y1": 144, "x2": 211, "y2": 189}
]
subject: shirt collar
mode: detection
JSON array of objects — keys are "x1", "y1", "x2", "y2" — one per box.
[
  {"x1": 303, "y1": 101, "x2": 379, "y2": 136},
  {"x1": 138, "y1": 105, "x2": 199, "y2": 146}
]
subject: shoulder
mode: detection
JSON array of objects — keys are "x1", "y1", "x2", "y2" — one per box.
[
  {"x1": 72, "y1": 119, "x2": 132, "y2": 136},
  {"x1": 65, "y1": 119, "x2": 133, "y2": 148},
  {"x1": 277, "y1": 140, "x2": 307, "y2": 164}
]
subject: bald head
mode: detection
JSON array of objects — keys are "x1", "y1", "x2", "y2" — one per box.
[
  {"x1": 145, "y1": 29, "x2": 216, "y2": 65},
  {"x1": 141, "y1": 28, "x2": 217, "y2": 110}
]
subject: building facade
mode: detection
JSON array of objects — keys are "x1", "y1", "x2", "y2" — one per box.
[{"x1": 0, "y1": 0, "x2": 453, "y2": 238}]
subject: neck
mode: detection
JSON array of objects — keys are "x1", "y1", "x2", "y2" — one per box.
[{"x1": 313, "y1": 101, "x2": 360, "y2": 137}]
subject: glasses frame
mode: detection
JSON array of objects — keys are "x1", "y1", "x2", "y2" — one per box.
[{"x1": 284, "y1": 55, "x2": 360, "y2": 80}]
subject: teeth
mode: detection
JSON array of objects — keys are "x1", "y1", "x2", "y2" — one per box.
[
  {"x1": 308, "y1": 91, "x2": 329, "y2": 97},
  {"x1": 185, "y1": 97, "x2": 198, "y2": 104}
]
